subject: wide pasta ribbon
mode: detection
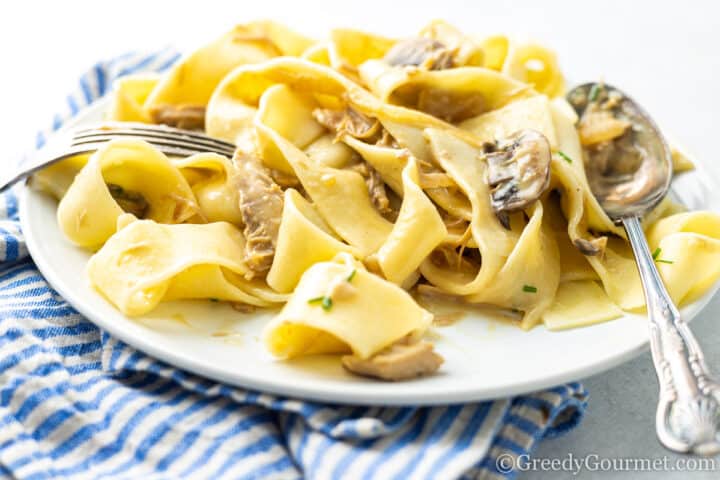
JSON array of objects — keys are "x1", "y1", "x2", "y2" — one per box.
[
  {"x1": 57, "y1": 139, "x2": 199, "y2": 248},
  {"x1": 375, "y1": 157, "x2": 447, "y2": 286},
  {"x1": 420, "y1": 128, "x2": 515, "y2": 295},
  {"x1": 267, "y1": 189, "x2": 360, "y2": 293},
  {"x1": 646, "y1": 212, "x2": 720, "y2": 305},
  {"x1": 264, "y1": 253, "x2": 433, "y2": 360},
  {"x1": 143, "y1": 21, "x2": 313, "y2": 118},
  {"x1": 327, "y1": 20, "x2": 484, "y2": 83},
  {"x1": 87, "y1": 215, "x2": 286, "y2": 316},
  {"x1": 207, "y1": 59, "x2": 478, "y2": 254},
  {"x1": 359, "y1": 62, "x2": 530, "y2": 122},
  {"x1": 260, "y1": 122, "x2": 393, "y2": 256},
  {"x1": 171, "y1": 152, "x2": 244, "y2": 225},
  {"x1": 107, "y1": 73, "x2": 161, "y2": 123},
  {"x1": 502, "y1": 42, "x2": 565, "y2": 97}
]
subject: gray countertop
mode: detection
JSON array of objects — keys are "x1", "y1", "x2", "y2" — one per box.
[{"x1": 532, "y1": 292, "x2": 720, "y2": 479}]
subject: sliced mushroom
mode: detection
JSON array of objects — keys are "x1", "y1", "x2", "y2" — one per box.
[
  {"x1": 485, "y1": 129, "x2": 552, "y2": 221},
  {"x1": 234, "y1": 152, "x2": 284, "y2": 277},
  {"x1": 573, "y1": 236, "x2": 608, "y2": 256},
  {"x1": 383, "y1": 37, "x2": 455, "y2": 70}
]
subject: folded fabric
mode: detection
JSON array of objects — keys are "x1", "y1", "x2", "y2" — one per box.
[{"x1": 0, "y1": 50, "x2": 588, "y2": 480}]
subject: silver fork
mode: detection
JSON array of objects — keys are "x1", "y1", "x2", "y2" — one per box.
[{"x1": 1, "y1": 122, "x2": 237, "y2": 192}]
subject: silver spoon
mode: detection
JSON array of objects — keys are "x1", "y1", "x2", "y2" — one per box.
[{"x1": 567, "y1": 83, "x2": 720, "y2": 455}]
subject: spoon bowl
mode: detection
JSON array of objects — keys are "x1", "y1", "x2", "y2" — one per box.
[{"x1": 567, "y1": 83, "x2": 673, "y2": 221}]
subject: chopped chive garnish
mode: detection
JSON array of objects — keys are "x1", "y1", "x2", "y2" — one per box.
[
  {"x1": 652, "y1": 248, "x2": 673, "y2": 264},
  {"x1": 522, "y1": 284, "x2": 537, "y2": 293},
  {"x1": 557, "y1": 151, "x2": 573, "y2": 164},
  {"x1": 589, "y1": 84, "x2": 602, "y2": 102},
  {"x1": 321, "y1": 296, "x2": 333, "y2": 311},
  {"x1": 308, "y1": 296, "x2": 333, "y2": 311},
  {"x1": 347, "y1": 269, "x2": 357, "y2": 282}
]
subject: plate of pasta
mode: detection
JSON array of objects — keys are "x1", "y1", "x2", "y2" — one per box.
[{"x1": 21, "y1": 20, "x2": 720, "y2": 404}]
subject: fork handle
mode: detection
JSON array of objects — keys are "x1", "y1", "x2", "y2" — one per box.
[
  {"x1": 0, "y1": 148, "x2": 85, "y2": 193},
  {"x1": 623, "y1": 216, "x2": 720, "y2": 455},
  {"x1": 1, "y1": 142, "x2": 224, "y2": 194}
]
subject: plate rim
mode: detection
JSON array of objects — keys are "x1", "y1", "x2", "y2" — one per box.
[{"x1": 17, "y1": 96, "x2": 720, "y2": 405}]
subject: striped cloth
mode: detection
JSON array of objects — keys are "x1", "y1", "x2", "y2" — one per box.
[{"x1": 0, "y1": 49, "x2": 589, "y2": 480}]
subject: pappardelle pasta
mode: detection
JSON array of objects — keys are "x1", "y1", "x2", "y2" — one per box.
[{"x1": 33, "y1": 20, "x2": 720, "y2": 381}]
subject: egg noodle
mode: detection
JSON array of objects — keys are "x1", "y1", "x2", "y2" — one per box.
[{"x1": 34, "y1": 20, "x2": 720, "y2": 380}]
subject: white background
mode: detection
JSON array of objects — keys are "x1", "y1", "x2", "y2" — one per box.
[{"x1": 1, "y1": 1, "x2": 719, "y2": 478}]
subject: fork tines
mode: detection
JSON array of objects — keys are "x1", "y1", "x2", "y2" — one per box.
[{"x1": 73, "y1": 122, "x2": 237, "y2": 157}]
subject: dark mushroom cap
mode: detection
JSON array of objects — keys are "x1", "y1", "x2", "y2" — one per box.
[{"x1": 485, "y1": 129, "x2": 552, "y2": 215}]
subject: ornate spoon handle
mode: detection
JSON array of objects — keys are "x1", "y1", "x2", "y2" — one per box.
[{"x1": 623, "y1": 216, "x2": 720, "y2": 455}]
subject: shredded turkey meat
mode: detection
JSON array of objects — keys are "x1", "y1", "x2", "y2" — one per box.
[
  {"x1": 349, "y1": 162, "x2": 392, "y2": 215},
  {"x1": 376, "y1": 129, "x2": 399, "y2": 148},
  {"x1": 312, "y1": 107, "x2": 381, "y2": 140},
  {"x1": 166, "y1": 192, "x2": 205, "y2": 223},
  {"x1": 150, "y1": 105, "x2": 206, "y2": 130},
  {"x1": 342, "y1": 338, "x2": 443, "y2": 381},
  {"x1": 234, "y1": 152, "x2": 284, "y2": 277},
  {"x1": 314, "y1": 107, "x2": 393, "y2": 215}
]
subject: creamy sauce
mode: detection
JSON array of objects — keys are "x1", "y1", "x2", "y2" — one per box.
[
  {"x1": 433, "y1": 311, "x2": 466, "y2": 326},
  {"x1": 413, "y1": 287, "x2": 523, "y2": 327},
  {"x1": 170, "y1": 312, "x2": 193, "y2": 328}
]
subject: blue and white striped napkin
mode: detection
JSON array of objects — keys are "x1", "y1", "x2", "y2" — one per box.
[{"x1": 0, "y1": 49, "x2": 588, "y2": 480}]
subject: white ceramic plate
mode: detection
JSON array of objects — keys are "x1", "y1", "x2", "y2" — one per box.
[{"x1": 20, "y1": 97, "x2": 720, "y2": 405}]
